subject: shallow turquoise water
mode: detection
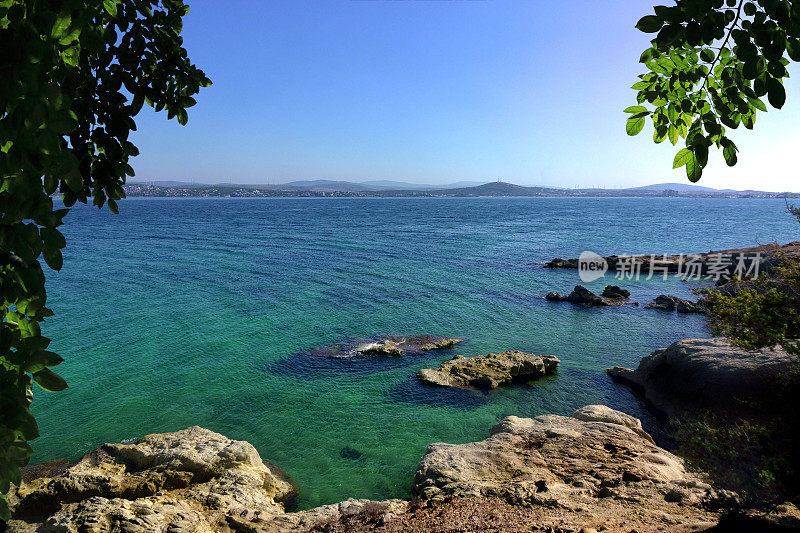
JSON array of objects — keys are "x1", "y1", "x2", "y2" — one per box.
[{"x1": 33, "y1": 197, "x2": 798, "y2": 509}]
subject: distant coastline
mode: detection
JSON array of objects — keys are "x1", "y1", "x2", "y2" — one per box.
[{"x1": 121, "y1": 181, "x2": 799, "y2": 199}]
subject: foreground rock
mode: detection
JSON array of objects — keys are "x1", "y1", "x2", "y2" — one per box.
[
  {"x1": 546, "y1": 285, "x2": 635, "y2": 307},
  {"x1": 8, "y1": 426, "x2": 298, "y2": 532},
  {"x1": 417, "y1": 351, "x2": 559, "y2": 390},
  {"x1": 411, "y1": 405, "x2": 721, "y2": 531},
  {"x1": 9, "y1": 408, "x2": 736, "y2": 532},
  {"x1": 607, "y1": 338, "x2": 796, "y2": 418}
]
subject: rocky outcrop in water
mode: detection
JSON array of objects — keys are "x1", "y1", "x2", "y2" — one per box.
[
  {"x1": 417, "y1": 351, "x2": 559, "y2": 390},
  {"x1": 307, "y1": 335, "x2": 463, "y2": 358},
  {"x1": 546, "y1": 285, "x2": 635, "y2": 307},
  {"x1": 601, "y1": 285, "x2": 630, "y2": 299},
  {"x1": 643, "y1": 294, "x2": 707, "y2": 313},
  {"x1": 411, "y1": 405, "x2": 721, "y2": 531},
  {"x1": 644, "y1": 294, "x2": 681, "y2": 310},
  {"x1": 607, "y1": 338, "x2": 796, "y2": 418}
]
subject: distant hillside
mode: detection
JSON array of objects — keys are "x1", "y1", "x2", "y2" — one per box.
[
  {"x1": 282, "y1": 180, "x2": 376, "y2": 192},
  {"x1": 433, "y1": 182, "x2": 566, "y2": 196},
  {"x1": 360, "y1": 180, "x2": 484, "y2": 190},
  {"x1": 628, "y1": 182, "x2": 726, "y2": 193},
  {"x1": 123, "y1": 180, "x2": 797, "y2": 199}
]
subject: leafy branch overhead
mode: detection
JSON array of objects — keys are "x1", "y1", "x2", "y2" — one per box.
[
  {"x1": 0, "y1": 0, "x2": 209, "y2": 520},
  {"x1": 626, "y1": 0, "x2": 799, "y2": 182}
]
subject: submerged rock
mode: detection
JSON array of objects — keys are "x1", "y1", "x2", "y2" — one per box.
[
  {"x1": 606, "y1": 337, "x2": 796, "y2": 418},
  {"x1": 411, "y1": 405, "x2": 720, "y2": 529},
  {"x1": 417, "y1": 351, "x2": 559, "y2": 390},
  {"x1": 360, "y1": 339, "x2": 402, "y2": 356},
  {"x1": 340, "y1": 447, "x2": 364, "y2": 460},
  {"x1": 308, "y1": 335, "x2": 463, "y2": 358}
]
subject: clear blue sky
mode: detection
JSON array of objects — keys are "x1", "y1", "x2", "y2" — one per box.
[{"x1": 129, "y1": 0, "x2": 799, "y2": 190}]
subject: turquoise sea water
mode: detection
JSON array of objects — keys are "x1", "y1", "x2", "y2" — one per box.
[{"x1": 33, "y1": 197, "x2": 798, "y2": 509}]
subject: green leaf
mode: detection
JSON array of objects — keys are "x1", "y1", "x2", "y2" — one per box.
[
  {"x1": 668, "y1": 124, "x2": 678, "y2": 145},
  {"x1": 61, "y1": 46, "x2": 80, "y2": 67},
  {"x1": 700, "y1": 49, "x2": 715, "y2": 63},
  {"x1": 685, "y1": 152, "x2": 702, "y2": 182},
  {"x1": 787, "y1": 38, "x2": 800, "y2": 62},
  {"x1": 656, "y1": 24, "x2": 682, "y2": 47},
  {"x1": 636, "y1": 15, "x2": 663, "y2": 33},
  {"x1": 623, "y1": 105, "x2": 648, "y2": 114},
  {"x1": 673, "y1": 148, "x2": 693, "y2": 168},
  {"x1": 639, "y1": 48, "x2": 658, "y2": 63},
  {"x1": 42, "y1": 247, "x2": 63, "y2": 271},
  {"x1": 50, "y1": 13, "x2": 71, "y2": 38},
  {"x1": 694, "y1": 142, "x2": 709, "y2": 167},
  {"x1": 33, "y1": 369, "x2": 68, "y2": 392},
  {"x1": 723, "y1": 142, "x2": 738, "y2": 167},
  {"x1": 767, "y1": 78, "x2": 786, "y2": 109},
  {"x1": 25, "y1": 351, "x2": 64, "y2": 374},
  {"x1": 103, "y1": 0, "x2": 118, "y2": 17},
  {"x1": 748, "y1": 97, "x2": 767, "y2": 112},
  {"x1": 65, "y1": 170, "x2": 83, "y2": 192},
  {"x1": 626, "y1": 116, "x2": 646, "y2": 136},
  {"x1": 686, "y1": 22, "x2": 702, "y2": 46}
]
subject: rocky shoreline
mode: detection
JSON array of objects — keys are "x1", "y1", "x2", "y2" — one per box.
[
  {"x1": 7, "y1": 405, "x2": 729, "y2": 532},
  {"x1": 607, "y1": 338, "x2": 795, "y2": 419}
]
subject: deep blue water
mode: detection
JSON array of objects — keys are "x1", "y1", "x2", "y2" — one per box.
[{"x1": 32, "y1": 197, "x2": 798, "y2": 509}]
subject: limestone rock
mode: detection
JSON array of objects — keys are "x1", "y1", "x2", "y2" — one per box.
[
  {"x1": 606, "y1": 337, "x2": 796, "y2": 417},
  {"x1": 411, "y1": 406, "x2": 719, "y2": 527},
  {"x1": 417, "y1": 337, "x2": 462, "y2": 351},
  {"x1": 7, "y1": 426, "x2": 297, "y2": 532},
  {"x1": 417, "y1": 351, "x2": 559, "y2": 390}
]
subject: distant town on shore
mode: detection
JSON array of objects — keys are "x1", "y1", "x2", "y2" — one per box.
[{"x1": 121, "y1": 180, "x2": 799, "y2": 199}]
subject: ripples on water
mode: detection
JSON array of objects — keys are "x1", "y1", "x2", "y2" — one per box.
[{"x1": 35, "y1": 197, "x2": 798, "y2": 509}]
